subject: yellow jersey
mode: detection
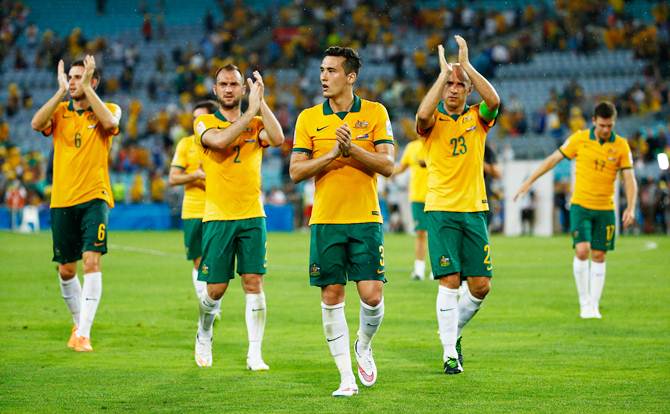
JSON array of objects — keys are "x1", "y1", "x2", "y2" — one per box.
[
  {"x1": 171, "y1": 134, "x2": 205, "y2": 219},
  {"x1": 44, "y1": 100, "x2": 121, "y2": 208},
  {"x1": 399, "y1": 139, "x2": 428, "y2": 202},
  {"x1": 419, "y1": 102, "x2": 494, "y2": 212},
  {"x1": 194, "y1": 111, "x2": 266, "y2": 222},
  {"x1": 293, "y1": 95, "x2": 394, "y2": 224},
  {"x1": 559, "y1": 127, "x2": 633, "y2": 210}
]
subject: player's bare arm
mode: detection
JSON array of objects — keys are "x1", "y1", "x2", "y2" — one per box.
[
  {"x1": 416, "y1": 44, "x2": 452, "y2": 132},
  {"x1": 202, "y1": 78, "x2": 262, "y2": 150},
  {"x1": 80, "y1": 55, "x2": 120, "y2": 131},
  {"x1": 168, "y1": 166, "x2": 206, "y2": 186},
  {"x1": 289, "y1": 143, "x2": 342, "y2": 183},
  {"x1": 484, "y1": 162, "x2": 502, "y2": 179},
  {"x1": 514, "y1": 150, "x2": 564, "y2": 201},
  {"x1": 30, "y1": 59, "x2": 69, "y2": 132},
  {"x1": 454, "y1": 35, "x2": 500, "y2": 113},
  {"x1": 250, "y1": 71, "x2": 284, "y2": 147},
  {"x1": 621, "y1": 168, "x2": 638, "y2": 228},
  {"x1": 341, "y1": 121, "x2": 394, "y2": 177}
]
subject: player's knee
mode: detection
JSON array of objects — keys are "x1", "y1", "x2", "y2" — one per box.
[
  {"x1": 469, "y1": 278, "x2": 490, "y2": 299},
  {"x1": 361, "y1": 293, "x2": 383, "y2": 307},
  {"x1": 321, "y1": 285, "x2": 345, "y2": 305},
  {"x1": 241, "y1": 275, "x2": 263, "y2": 294},
  {"x1": 82, "y1": 253, "x2": 101, "y2": 273},
  {"x1": 58, "y1": 264, "x2": 77, "y2": 279},
  {"x1": 207, "y1": 283, "x2": 227, "y2": 300},
  {"x1": 575, "y1": 247, "x2": 590, "y2": 261},
  {"x1": 591, "y1": 250, "x2": 606, "y2": 263}
]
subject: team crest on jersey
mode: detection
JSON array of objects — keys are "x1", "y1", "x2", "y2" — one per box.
[
  {"x1": 354, "y1": 120, "x2": 369, "y2": 129},
  {"x1": 87, "y1": 114, "x2": 97, "y2": 122},
  {"x1": 310, "y1": 263, "x2": 321, "y2": 276},
  {"x1": 440, "y1": 255, "x2": 451, "y2": 267},
  {"x1": 463, "y1": 116, "x2": 472, "y2": 122}
]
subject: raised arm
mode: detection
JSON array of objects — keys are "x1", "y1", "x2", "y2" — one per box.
[
  {"x1": 621, "y1": 168, "x2": 638, "y2": 228},
  {"x1": 454, "y1": 35, "x2": 500, "y2": 113},
  {"x1": 201, "y1": 78, "x2": 262, "y2": 150},
  {"x1": 251, "y1": 72, "x2": 284, "y2": 147},
  {"x1": 31, "y1": 60, "x2": 68, "y2": 132},
  {"x1": 416, "y1": 45, "x2": 452, "y2": 133},
  {"x1": 81, "y1": 55, "x2": 120, "y2": 131},
  {"x1": 513, "y1": 150, "x2": 564, "y2": 201}
]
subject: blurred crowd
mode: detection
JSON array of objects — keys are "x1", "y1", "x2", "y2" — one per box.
[{"x1": 1, "y1": 0, "x2": 669, "y2": 233}]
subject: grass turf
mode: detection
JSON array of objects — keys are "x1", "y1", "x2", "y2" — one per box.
[{"x1": 0, "y1": 231, "x2": 668, "y2": 413}]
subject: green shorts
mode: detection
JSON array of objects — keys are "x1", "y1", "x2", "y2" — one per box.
[
  {"x1": 182, "y1": 218, "x2": 203, "y2": 260},
  {"x1": 426, "y1": 211, "x2": 493, "y2": 278},
  {"x1": 570, "y1": 204, "x2": 616, "y2": 251},
  {"x1": 411, "y1": 202, "x2": 428, "y2": 231},
  {"x1": 309, "y1": 223, "x2": 386, "y2": 287},
  {"x1": 50, "y1": 199, "x2": 109, "y2": 264},
  {"x1": 198, "y1": 217, "x2": 267, "y2": 284}
]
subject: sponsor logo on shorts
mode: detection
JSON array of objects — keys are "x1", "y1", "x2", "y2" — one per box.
[
  {"x1": 440, "y1": 255, "x2": 451, "y2": 267},
  {"x1": 376, "y1": 268, "x2": 384, "y2": 275},
  {"x1": 201, "y1": 264, "x2": 209, "y2": 275},
  {"x1": 94, "y1": 242, "x2": 104, "y2": 247},
  {"x1": 310, "y1": 263, "x2": 320, "y2": 277}
]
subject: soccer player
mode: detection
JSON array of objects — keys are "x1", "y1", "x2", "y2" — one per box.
[
  {"x1": 192, "y1": 64, "x2": 284, "y2": 370},
  {"x1": 289, "y1": 47, "x2": 395, "y2": 397},
  {"x1": 395, "y1": 136, "x2": 429, "y2": 280},
  {"x1": 415, "y1": 36, "x2": 500, "y2": 374},
  {"x1": 30, "y1": 56, "x2": 121, "y2": 352},
  {"x1": 169, "y1": 100, "x2": 221, "y2": 314},
  {"x1": 514, "y1": 101, "x2": 637, "y2": 319}
]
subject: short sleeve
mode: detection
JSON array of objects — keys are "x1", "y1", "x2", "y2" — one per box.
[
  {"x1": 619, "y1": 139, "x2": 634, "y2": 170},
  {"x1": 193, "y1": 114, "x2": 211, "y2": 148},
  {"x1": 107, "y1": 103, "x2": 122, "y2": 136},
  {"x1": 415, "y1": 109, "x2": 437, "y2": 137},
  {"x1": 171, "y1": 139, "x2": 187, "y2": 169},
  {"x1": 559, "y1": 132, "x2": 581, "y2": 159},
  {"x1": 292, "y1": 111, "x2": 313, "y2": 155},
  {"x1": 41, "y1": 103, "x2": 63, "y2": 137},
  {"x1": 373, "y1": 104, "x2": 394, "y2": 146}
]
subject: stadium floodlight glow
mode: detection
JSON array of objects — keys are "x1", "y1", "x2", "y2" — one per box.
[{"x1": 658, "y1": 153, "x2": 669, "y2": 171}]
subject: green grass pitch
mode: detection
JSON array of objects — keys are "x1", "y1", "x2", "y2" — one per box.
[{"x1": 1, "y1": 231, "x2": 668, "y2": 413}]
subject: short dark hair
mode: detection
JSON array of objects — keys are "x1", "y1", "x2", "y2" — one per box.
[
  {"x1": 214, "y1": 63, "x2": 243, "y2": 82},
  {"x1": 593, "y1": 101, "x2": 617, "y2": 119},
  {"x1": 70, "y1": 59, "x2": 101, "y2": 83},
  {"x1": 193, "y1": 100, "x2": 218, "y2": 114},
  {"x1": 324, "y1": 46, "x2": 361, "y2": 75}
]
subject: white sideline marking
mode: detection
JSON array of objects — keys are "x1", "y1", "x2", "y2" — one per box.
[
  {"x1": 109, "y1": 244, "x2": 178, "y2": 257},
  {"x1": 643, "y1": 241, "x2": 658, "y2": 250}
]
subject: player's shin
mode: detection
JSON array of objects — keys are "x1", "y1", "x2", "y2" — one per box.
[
  {"x1": 77, "y1": 272, "x2": 102, "y2": 338},
  {"x1": 192, "y1": 268, "x2": 206, "y2": 299},
  {"x1": 198, "y1": 291, "x2": 220, "y2": 338},
  {"x1": 589, "y1": 261, "x2": 606, "y2": 310},
  {"x1": 322, "y1": 302, "x2": 355, "y2": 383},
  {"x1": 58, "y1": 273, "x2": 81, "y2": 326},
  {"x1": 437, "y1": 286, "x2": 459, "y2": 360},
  {"x1": 245, "y1": 292, "x2": 266, "y2": 361},
  {"x1": 573, "y1": 257, "x2": 591, "y2": 310},
  {"x1": 357, "y1": 298, "x2": 384, "y2": 352},
  {"x1": 457, "y1": 289, "x2": 483, "y2": 338}
]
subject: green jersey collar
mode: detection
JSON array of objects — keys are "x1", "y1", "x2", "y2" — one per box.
[
  {"x1": 323, "y1": 94, "x2": 361, "y2": 120},
  {"x1": 589, "y1": 127, "x2": 615, "y2": 143},
  {"x1": 214, "y1": 111, "x2": 228, "y2": 122},
  {"x1": 67, "y1": 100, "x2": 92, "y2": 115},
  {"x1": 437, "y1": 101, "x2": 470, "y2": 121}
]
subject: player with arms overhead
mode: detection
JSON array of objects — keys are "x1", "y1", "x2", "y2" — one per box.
[
  {"x1": 415, "y1": 36, "x2": 500, "y2": 374},
  {"x1": 192, "y1": 64, "x2": 284, "y2": 370},
  {"x1": 515, "y1": 101, "x2": 637, "y2": 319},
  {"x1": 290, "y1": 46, "x2": 395, "y2": 397},
  {"x1": 31, "y1": 56, "x2": 122, "y2": 352}
]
